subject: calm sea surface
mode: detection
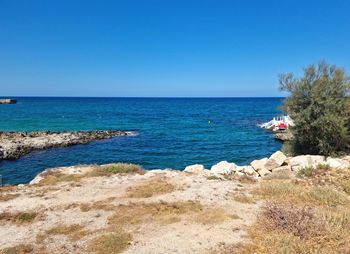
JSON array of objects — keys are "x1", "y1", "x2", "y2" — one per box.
[{"x1": 0, "y1": 97, "x2": 283, "y2": 185}]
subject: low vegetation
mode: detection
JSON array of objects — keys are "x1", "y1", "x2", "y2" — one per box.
[
  {"x1": 0, "y1": 211, "x2": 37, "y2": 225},
  {"x1": 89, "y1": 163, "x2": 145, "y2": 177},
  {"x1": 297, "y1": 163, "x2": 330, "y2": 178},
  {"x1": 0, "y1": 193, "x2": 20, "y2": 202},
  {"x1": 126, "y1": 179, "x2": 175, "y2": 198},
  {"x1": 0, "y1": 244, "x2": 34, "y2": 254},
  {"x1": 195, "y1": 208, "x2": 239, "y2": 224},
  {"x1": 233, "y1": 194, "x2": 255, "y2": 204},
  {"x1": 37, "y1": 163, "x2": 144, "y2": 185},
  {"x1": 108, "y1": 201, "x2": 203, "y2": 228},
  {"x1": 237, "y1": 168, "x2": 350, "y2": 254},
  {"x1": 279, "y1": 61, "x2": 350, "y2": 156},
  {"x1": 88, "y1": 231, "x2": 132, "y2": 254},
  {"x1": 46, "y1": 224, "x2": 88, "y2": 240}
]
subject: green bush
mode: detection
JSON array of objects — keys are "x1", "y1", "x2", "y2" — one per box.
[{"x1": 279, "y1": 61, "x2": 350, "y2": 156}]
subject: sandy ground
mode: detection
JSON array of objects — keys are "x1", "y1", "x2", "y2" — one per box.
[{"x1": 0, "y1": 166, "x2": 261, "y2": 254}]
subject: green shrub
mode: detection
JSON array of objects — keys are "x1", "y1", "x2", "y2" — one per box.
[{"x1": 279, "y1": 61, "x2": 350, "y2": 156}]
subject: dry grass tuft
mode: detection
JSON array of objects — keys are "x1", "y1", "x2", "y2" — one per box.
[
  {"x1": 264, "y1": 169, "x2": 292, "y2": 180},
  {"x1": 239, "y1": 168, "x2": 350, "y2": 254},
  {"x1": 89, "y1": 163, "x2": 145, "y2": 177},
  {"x1": 263, "y1": 202, "x2": 325, "y2": 239},
  {"x1": 88, "y1": 230, "x2": 132, "y2": 254},
  {"x1": 46, "y1": 224, "x2": 88, "y2": 240},
  {"x1": 37, "y1": 172, "x2": 81, "y2": 186},
  {"x1": 37, "y1": 163, "x2": 145, "y2": 185},
  {"x1": 0, "y1": 244, "x2": 34, "y2": 254},
  {"x1": 234, "y1": 175, "x2": 258, "y2": 184},
  {"x1": 233, "y1": 194, "x2": 255, "y2": 204},
  {"x1": 0, "y1": 193, "x2": 20, "y2": 202},
  {"x1": 126, "y1": 179, "x2": 175, "y2": 198},
  {"x1": 195, "y1": 208, "x2": 239, "y2": 224},
  {"x1": 297, "y1": 164, "x2": 331, "y2": 178},
  {"x1": 238, "y1": 202, "x2": 350, "y2": 254},
  {"x1": 79, "y1": 198, "x2": 117, "y2": 212},
  {"x1": 0, "y1": 211, "x2": 37, "y2": 225},
  {"x1": 206, "y1": 175, "x2": 222, "y2": 180},
  {"x1": 108, "y1": 201, "x2": 203, "y2": 227},
  {"x1": 253, "y1": 180, "x2": 349, "y2": 206}
]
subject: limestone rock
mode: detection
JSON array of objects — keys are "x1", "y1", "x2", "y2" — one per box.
[
  {"x1": 0, "y1": 130, "x2": 130, "y2": 161},
  {"x1": 184, "y1": 164, "x2": 208, "y2": 175},
  {"x1": 290, "y1": 155, "x2": 325, "y2": 171},
  {"x1": 210, "y1": 161, "x2": 237, "y2": 175},
  {"x1": 258, "y1": 168, "x2": 271, "y2": 177},
  {"x1": 242, "y1": 166, "x2": 256, "y2": 175},
  {"x1": 271, "y1": 165, "x2": 291, "y2": 172},
  {"x1": 250, "y1": 158, "x2": 268, "y2": 171},
  {"x1": 265, "y1": 151, "x2": 287, "y2": 170},
  {"x1": 326, "y1": 157, "x2": 350, "y2": 169}
]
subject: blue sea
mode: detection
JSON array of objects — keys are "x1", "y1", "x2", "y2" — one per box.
[{"x1": 0, "y1": 97, "x2": 283, "y2": 185}]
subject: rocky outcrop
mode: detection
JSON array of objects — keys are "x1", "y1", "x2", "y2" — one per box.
[
  {"x1": 264, "y1": 151, "x2": 287, "y2": 170},
  {"x1": 207, "y1": 151, "x2": 349, "y2": 179},
  {"x1": 0, "y1": 99, "x2": 17, "y2": 104},
  {"x1": 184, "y1": 164, "x2": 210, "y2": 175},
  {"x1": 210, "y1": 161, "x2": 237, "y2": 175},
  {"x1": 326, "y1": 157, "x2": 350, "y2": 169},
  {"x1": 289, "y1": 155, "x2": 326, "y2": 171},
  {"x1": 0, "y1": 130, "x2": 132, "y2": 160},
  {"x1": 274, "y1": 131, "x2": 294, "y2": 141}
]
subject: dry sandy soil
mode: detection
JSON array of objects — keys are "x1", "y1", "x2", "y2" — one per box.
[{"x1": 0, "y1": 164, "x2": 261, "y2": 254}]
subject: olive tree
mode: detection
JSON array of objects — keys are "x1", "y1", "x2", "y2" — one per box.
[{"x1": 279, "y1": 61, "x2": 350, "y2": 155}]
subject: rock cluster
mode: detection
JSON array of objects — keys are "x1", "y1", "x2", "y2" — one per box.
[
  {"x1": 0, "y1": 99, "x2": 17, "y2": 104},
  {"x1": 0, "y1": 130, "x2": 131, "y2": 160},
  {"x1": 274, "y1": 130, "x2": 294, "y2": 141},
  {"x1": 184, "y1": 151, "x2": 350, "y2": 178}
]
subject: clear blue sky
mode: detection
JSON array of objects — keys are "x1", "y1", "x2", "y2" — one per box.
[{"x1": 1, "y1": 0, "x2": 349, "y2": 97}]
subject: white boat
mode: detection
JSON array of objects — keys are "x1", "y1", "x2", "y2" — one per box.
[{"x1": 259, "y1": 115, "x2": 294, "y2": 131}]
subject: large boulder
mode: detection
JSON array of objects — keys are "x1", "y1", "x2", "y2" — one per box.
[
  {"x1": 242, "y1": 166, "x2": 260, "y2": 178},
  {"x1": 258, "y1": 168, "x2": 271, "y2": 177},
  {"x1": 271, "y1": 165, "x2": 291, "y2": 173},
  {"x1": 184, "y1": 164, "x2": 209, "y2": 175},
  {"x1": 326, "y1": 158, "x2": 350, "y2": 169},
  {"x1": 289, "y1": 155, "x2": 325, "y2": 171},
  {"x1": 250, "y1": 158, "x2": 268, "y2": 171},
  {"x1": 210, "y1": 161, "x2": 237, "y2": 175},
  {"x1": 265, "y1": 151, "x2": 287, "y2": 170}
]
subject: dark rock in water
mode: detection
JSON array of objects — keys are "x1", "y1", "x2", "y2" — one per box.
[
  {"x1": 0, "y1": 99, "x2": 17, "y2": 104},
  {"x1": 274, "y1": 131, "x2": 294, "y2": 141},
  {"x1": 0, "y1": 130, "x2": 130, "y2": 160}
]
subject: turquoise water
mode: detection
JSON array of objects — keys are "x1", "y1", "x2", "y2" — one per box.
[{"x1": 0, "y1": 97, "x2": 283, "y2": 185}]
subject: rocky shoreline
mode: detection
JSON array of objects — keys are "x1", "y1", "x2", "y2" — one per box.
[
  {"x1": 1, "y1": 153, "x2": 349, "y2": 253},
  {"x1": 29, "y1": 151, "x2": 350, "y2": 185},
  {"x1": 183, "y1": 151, "x2": 350, "y2": 180},
  {"x1": 0, "y1": 130, "x2": 131, "y2": 160}
]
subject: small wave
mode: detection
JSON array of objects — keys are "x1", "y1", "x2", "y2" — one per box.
[{"x1": 126, "y1": 131, "x2": 139, "y2": 136}]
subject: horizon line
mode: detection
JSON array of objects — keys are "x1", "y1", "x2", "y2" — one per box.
[{"x1": 1, "y1": 96, "x2": 286, "y2": 99}]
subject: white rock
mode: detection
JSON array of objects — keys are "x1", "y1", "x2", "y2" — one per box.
[
  {"x1": 265, "y1": 151, "x2": 287, "y2": 170},
  {"x1": 250, "y1": 158, "x2": 268, "y2": 171},
  {"x1": 289, "y1": 155, "x2": 325, "y2": 171},
  {"x1": 184, "y1": 164, "x2": 208, "y2": 175},
  {"x1": 242, "y1": 166, "x2": 256, "y2": 175},
  {"x1": 258, "y1": 168, "x2": 271, "y2": 177},
  {"x1": 309, "y1": 155, "x2": 326, "y2": 166},
  {"x1": 271, "y1": 165, "x2": 291, "y2": 172},
  {"x1": 326, "y1": 157, "x2": 350, "y2": 169},
  {"x1": 210, "y1": 161, "x2": 237, "y2": 175},
  {"x1": 235, "y1": 166, "x2": 246, "y2": 172},
  {"x1": 235, "y1": 171, "x2": 246, "y2": 177}
]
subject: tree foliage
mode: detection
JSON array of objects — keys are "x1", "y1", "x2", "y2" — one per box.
[{"x1": 279, "y1": 61, "x2": 350, "y2": 155}]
